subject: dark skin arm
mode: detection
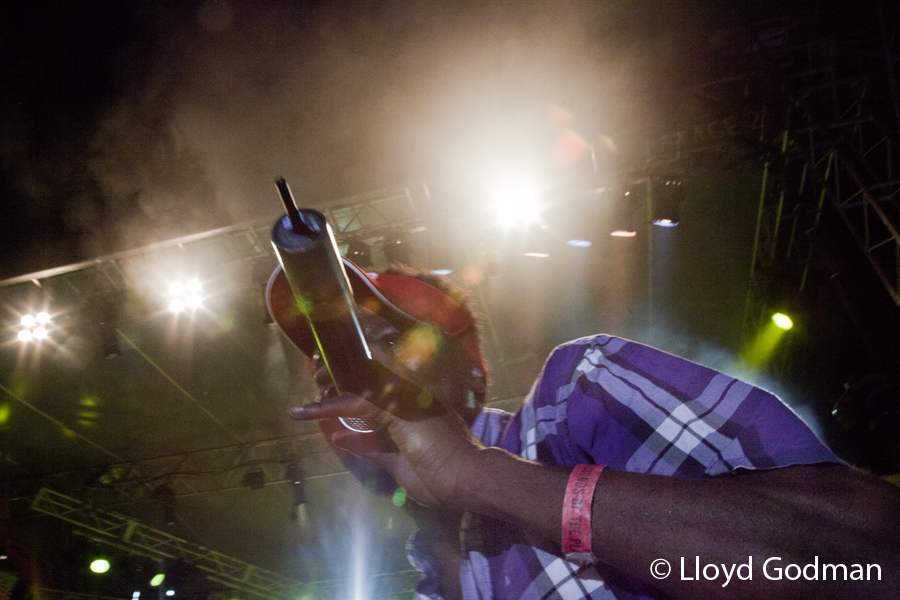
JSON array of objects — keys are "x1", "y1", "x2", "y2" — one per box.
[{"x1": 292, "y1": 393, "x2": 900, "y2": 600}]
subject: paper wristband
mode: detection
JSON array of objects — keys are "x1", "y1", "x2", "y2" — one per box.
[{"x1": 562, "y1": 464, "x2": 606, "y2": 566}]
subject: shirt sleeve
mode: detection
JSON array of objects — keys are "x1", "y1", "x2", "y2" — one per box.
[{"x1": 504, "y1": 335, "x2": 840, "y2": 476}]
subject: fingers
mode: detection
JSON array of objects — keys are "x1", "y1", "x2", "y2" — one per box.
[
  {"x1": 289, "y1": 392, "x2": 383, "y2": 421},
  {"x1": 330, "y1": 428, "x2": 390, "y2": 456}
]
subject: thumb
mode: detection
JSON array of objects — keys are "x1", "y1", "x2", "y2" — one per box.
[{"x1": 330, "y1": 429, "x2": 385, "y2": 457}]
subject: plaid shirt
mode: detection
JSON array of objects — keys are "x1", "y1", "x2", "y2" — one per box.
[{"x1": 411, "y1": 335, "x2": 839, "y2": 599}]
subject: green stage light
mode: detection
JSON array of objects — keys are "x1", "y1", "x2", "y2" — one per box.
[
  {"x1": 150, "y1": 573, "x2": 165, "y2": 586},
  {"x1": 90, "y1": 558, "x2": 110, "y2": 574},
  {"x1": 772, "y1": 313, "x2": 794, "y2": 330}
]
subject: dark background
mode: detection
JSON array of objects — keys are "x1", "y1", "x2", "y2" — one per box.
[{"x1": 0, "y1": 1, "x2": 898, "y2": 598}]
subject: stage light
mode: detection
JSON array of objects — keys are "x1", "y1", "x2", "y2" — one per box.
[
  {"x1": 772, "y1": 312, "x2": 793, "y2": 330},
  {"x1": 567, "y1": 240, "x2": 592, "y2": 248},
  {"x1": 150, "y1": 573, "x2": 165, "y2": 587},
  {"x1": 610, "y1": 230, "x2": 638, "y2": 237},
  {"x1": 494, "y1": 184, "x2": 539, "y2": 227},
  {"x1": 652, "y1": 178, "x2": 684, "y2": 227},
  {"x1": 344, "y1": 239, "x2": 372, "y2": 269},
  {"x1": 742, "y1": 311, "x2": 794, "y2": 368},
  {"x1": 90, "y1": 558, "x2": 111, "y2": 574},
  {"x1": 167, "y1": 279, "x2": 202, "y2": 313},
  {"x1": 524, "y1": 252, "x2": 549, "y2": 258},
  {"x1": 17, "y1": 311, "x2": 54, "y2": 343},
  {"x1": 165, "y1": 591, "x2": 174, "y2": 597},
  {"x1": 431, "y1": 269, "x2": 453, "y2": 276}
]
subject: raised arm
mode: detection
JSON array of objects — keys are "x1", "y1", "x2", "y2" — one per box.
[{"x1": 291, "y1": 395, "x2": 900, "y2": 600}]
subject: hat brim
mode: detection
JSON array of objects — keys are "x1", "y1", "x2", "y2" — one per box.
[{"x1": 266, "y1": 257, "x2": 415, "y2": 359}]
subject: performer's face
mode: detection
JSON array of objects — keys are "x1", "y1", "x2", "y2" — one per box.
[{"x1": 315, "y1": 308, "x2": 481, "y2": 424}]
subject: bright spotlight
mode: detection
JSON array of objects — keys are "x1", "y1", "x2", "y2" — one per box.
[
  {"x1": 653, "y1": 219, "x2": 678, "y2": 228},
  {"x1": 21, "y1": 315, "x2": 35, "y2": 327},
  {"x1": 567, "y1": 239, "x2": 592, "y2": 248},
  {"x1": 165, "y1": 592, "x2": 174, "y2": 597},
  {"x1": 185, "y1": 295, "x2": 202, "y2": 309},
  {"x1": 169, "y1": 283, "x2": 184, "y2": 296},
  {"x1": 610, "y1": 230, "x2": 638, "y2": 237},
  {"x1": 35, "y1": 311, "x2": 50, "y2": 324},
  {"x1": 772, "y1": 312, "x2": 794, "y2": 330},
  {"x1": 169, "y1": 299, "x2": 185, "y2": 313},
  {"x1": 494, "y1": 184, "x2": 539, "y2": 227},
  {"x1": 430, "y1": 269, "x2": 453, "y2": 276},
  {"x1": 33, "y1": 327, "x2": 48, "y2": 340},
  {"x1": 18, "y1": 330, "x2": 33, "y2": 342},
  {"x1": 90, "y1": 558, "x2": 111, "y2": 574}
]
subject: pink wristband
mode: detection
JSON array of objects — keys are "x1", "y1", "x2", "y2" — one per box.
[{"x1": 562, "y1": 464, "x2": 605, "y2": 566}]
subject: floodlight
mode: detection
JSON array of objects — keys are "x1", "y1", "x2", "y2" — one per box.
[
  {"x1": 772, "y1": 313, "x2": 794, "y2": 330},
  {"x1": 18, "y1": 330, "x2": 32, "y2": 342},
  {"x1": 169, "y1": 299, "x2": 185, "y2": 313},
  {"x1": 35, "y1": 311, "x2": 50, "y2": 324},
  {"x1": 653, "y1": 219, "x2": 678, "y2": 228},
  {"x1": 90, "y1": 558, "x2": 111, "y2": 574},
  {"x1": 494, "y1": 184, "x2": 539, "y2": 227},
  {"x1": 21, "y1": 315, "x2": 35, "y2": 327},
  {"x1": 33, "y1": 327, "x2": 48, "y2": 340}
]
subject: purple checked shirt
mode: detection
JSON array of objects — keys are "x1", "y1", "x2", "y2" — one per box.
[{"x1": 410, "y1": 335, "x2": 839, "y2": 600}]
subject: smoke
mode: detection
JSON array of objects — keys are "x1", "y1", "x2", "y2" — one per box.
[
  {"x1": 0, "y1": 0, "x2": 727, "y2": 279},
  {"x1": 81, "y1": 0, "x2": 687, "y2": 256}
]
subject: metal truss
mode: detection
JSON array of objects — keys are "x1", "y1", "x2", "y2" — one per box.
[
  {"x1": 31, "y1": 488, "x2": 308, "y2": 600},
  {"x1": 11, "y1": 394, "x2": 525, "y2": 505},
  {"x1": 0, "y1": 184, "x2": 431, "y2": 320},
  {"x1": 31, "y1": 488, "x2": 424, "y2": 600},
  {"x1": 323, "y1": 184, "x2": 431, "y2": 242},
  {"x1": 8, "y1": 431, "x2": 344, "y2": 505},
  {"x1": 660, "y1": 6, "x2": 900, "y2": 346}
]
